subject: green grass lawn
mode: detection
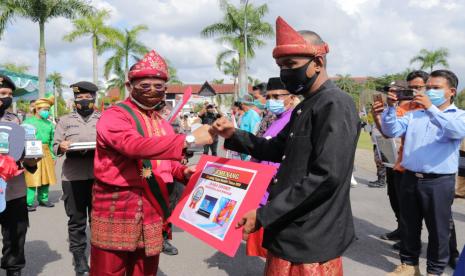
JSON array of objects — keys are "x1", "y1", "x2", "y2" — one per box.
[{"x1": 357, "y1": 131, "x2": 373, "y2": 150}]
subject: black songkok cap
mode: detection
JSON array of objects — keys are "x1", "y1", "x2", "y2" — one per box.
[{"x1": 266, "y1": 77, "x2": 286, "y2": 91}]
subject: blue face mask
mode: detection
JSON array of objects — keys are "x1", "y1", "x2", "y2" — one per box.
[
  {"x1": 425, "y1": 89, "x2": 447, "y2": 107},
  {"x1": 39, "y1": 110, "x2": 50, "y2": 119},
  {"x1": 266, "y1": 99, "x2": 286, "y2": 115}
]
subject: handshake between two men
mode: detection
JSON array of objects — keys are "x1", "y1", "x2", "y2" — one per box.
[{"x1": 189, "y1": 117, "x2": 236, "y2": 146}]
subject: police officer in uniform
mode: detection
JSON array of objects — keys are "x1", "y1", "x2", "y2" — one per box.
[
  {"x1": 53, "y1": 81, "x2": 100, "y2": 275},
  {"x1": 0, "y1": 74, "x2": 39, "y2": 276}
]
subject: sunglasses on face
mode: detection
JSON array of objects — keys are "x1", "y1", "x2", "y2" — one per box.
[
  {"x1": 266, "y1": 94, "x2": 290, "y2": 100},
  {"x1": 135, "y1": 83, "x2": 166, "y2": 92}
]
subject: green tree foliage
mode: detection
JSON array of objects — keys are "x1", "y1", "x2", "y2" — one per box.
[
  {"x1": 455, "y1": 89, "x2": 465, "y2": 109},
  {"x1": 212, "y1": 79, "x2": 225, "y2": 84},
  {"x1": 0, "y1": 62, "x2": 29, "y2": 74},
  {"x1": 56, "y1": 95, "x2": 69, "y2": 117},
  {"x1": 0, "y1": 0, "x2": 94, "y2": 97},
  {"x1": 334, "y1": 74, "x2": 362, "y2": 109},
  {"x1": 63, "y1": 9, "x2": 119, "y2": 86},
  {"x1": 201, "y1": 0, "x2": 273, "y2": 94},
  {"x1": 99, "y1": 25, "x2": 149, "y2": 79},
  {"x1": 47, "y1": 72, "x2": 69, "y2": 116},
  {"x1": 166, "y1": 59, "x2": 182, "y2": 85},
  {"x1": 410, "y1": 48, "x2": 449, "y2": 72}
]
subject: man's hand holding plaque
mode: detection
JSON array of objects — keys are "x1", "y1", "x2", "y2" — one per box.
[{"x1": 236, "y1": 209, "x2": 261, "y2": 241}]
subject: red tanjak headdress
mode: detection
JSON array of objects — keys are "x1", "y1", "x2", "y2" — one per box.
[
  {"x1": 128, "y1": 49, "x2": 170, "y2": 81},
  {"x1": 272, "y1": 16, "x2": 329, "y2": 59}
]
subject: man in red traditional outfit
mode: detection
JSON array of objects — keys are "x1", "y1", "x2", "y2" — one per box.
[{"x1": 90, "y1": 49, "x2": 215, "y2": 276}]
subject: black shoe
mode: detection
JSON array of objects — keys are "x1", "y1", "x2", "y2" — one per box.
[
  {"x1": 162, "y1": 239, "x2": 178, "y2": 255},
  {"x1": 6, "y1": 269, "x2": 21, "y2": 276},
  {"x1": 72, "y1": 251, "x2": 90, "y2": 273},
  {"x1": 368, "y1": 180, "x2": 386, "y2": 188},
  {"x1": 449, "y1": 255, "x2": 459, "y2": 269},
  {"x1": 27, "y1": 205, "x2": 36, "y2": 212},
  {"x1": 392, "y1": 241, "x2": 401, "y2": 251},
  {"x1": 39, "y1": 201, "x2": 55, "y2": 208},
  {"x1": 380, "y1": 229, "x2": 400, "y2": 241}
]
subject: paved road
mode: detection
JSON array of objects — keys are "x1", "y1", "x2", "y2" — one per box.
[{"x1": 5, "y1": 147, "x2": 464, "y2": 276}]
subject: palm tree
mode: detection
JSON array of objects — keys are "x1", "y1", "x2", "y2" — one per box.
[
  {"x1": 99, "y1": 25, "x2": 149, "y2": 98},
  {"x1": 1, "y1": 62, "x2": 30, "y2": 74},
  {"x1": 100, "y1": 25, "x2": 149, "y2": 79},
  {"x1": 106, "y1": 68, "x2": 126, "y2": 100},
  {"x1": 334, "y1": 74, "x2": 361, "y2": 108},
  {"x1": 212, "y1": 79, "x2": 225, "y2": 84},
  {"x1": 166, "y1": 59, "x2": 182, "y2": 85},
  {"x1": 0, "y1": 0, "x2": 93, "y2": 98},
  {"x1": 48, "y1": 71, "x2": 69, "y2": 116},
  {"x1": 201, "y1": 0, "x2": 273, "y2": 97},
  {"x1": 63, "y1": 9, "x2": 119, "y2": 86},
  {"x1": 220, "y1": 58, "x2": 239, "y2": 97},
  {"x1": 410, "y1": 48, "x2": 449, "y2": 72},
  {"x1": 48, "y1": 72, "x2": 65, "y2": 97}
]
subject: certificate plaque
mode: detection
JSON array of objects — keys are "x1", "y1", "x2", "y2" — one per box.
[
  {"x1": 170, "y1": 155, "x2": 276, "y2": 257},
  {"x1": 21, "y1": 124, "x2": 43, "y2": 158}
]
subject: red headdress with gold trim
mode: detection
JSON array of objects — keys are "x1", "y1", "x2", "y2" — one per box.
[
  {"x1": 128, "y1": 50, "x2": 170, "y2": 81},
  {"x1": 272, "y1": 16, "x2": 329, "y2": 59}
]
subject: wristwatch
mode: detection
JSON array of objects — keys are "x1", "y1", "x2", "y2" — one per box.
[{"x1": 185, "y1": 134, "x2": 196, "y2": 147}]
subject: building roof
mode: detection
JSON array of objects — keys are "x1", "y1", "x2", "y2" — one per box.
[
  {"x1": 106, "y1": 77, "x2": 369, "y2": 98},
  {"x1": 167, "y1": 82, "x2": 252, "y2": 95}
]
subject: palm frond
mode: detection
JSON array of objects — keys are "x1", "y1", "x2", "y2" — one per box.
[{"x1": 216, "y1": 50, "x2": 236, "y2": 69}]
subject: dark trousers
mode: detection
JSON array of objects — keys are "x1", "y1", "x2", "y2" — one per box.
[
  {"x1": 168, "y1": 181, "x2": 185, "y2": 214},
  {"x1": 62, "y1": 179, "x2": 93, "y2": 253},
  {"x1": 166, "y1": 181, "x2": 185, "y2": 241},
  {"x1": 399, "y1": 171, "x2": 455, "y2": 275},
  {"x1": 0, "y1": 196, "x2": 28, "y2": 272},
  {"x1": 203, "y1": 140, "x2": 218, "y2": 156},
  {"x1": 386, "y1": 168, "x2": 400, "y2": 226}
]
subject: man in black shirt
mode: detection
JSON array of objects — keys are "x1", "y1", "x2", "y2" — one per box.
[{"x1": 212, "y1": 17, "x2": 359, "y2": 275}]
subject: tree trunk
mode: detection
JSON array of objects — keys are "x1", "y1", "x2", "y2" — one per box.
[
  {"x1": 92, "y1": 36, "x2": 99, "y2": 104},
  {"x1": 124, "y1": 53, "x2": 129, "y2": 99},
  {"x1": 233, "y1": 77, "x2": 238, "y2": 100},
  {"x1": 238, "y1": 53, "x2": 248, "y2": 98},
  {"x1": 38, "y1": 22, "x2": 47, "y2": 98}
]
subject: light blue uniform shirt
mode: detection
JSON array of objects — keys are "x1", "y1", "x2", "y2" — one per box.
[
  {"x1": 381, "y1": 104, "x2": 465, "y2": 174},
  {"x1": 239, "y1": 109, "x2": 261, "y2": 135}
]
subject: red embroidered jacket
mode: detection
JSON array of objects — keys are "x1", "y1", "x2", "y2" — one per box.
[{"x1": 92, "y1": 98, "x2": 187, "y2": 256}]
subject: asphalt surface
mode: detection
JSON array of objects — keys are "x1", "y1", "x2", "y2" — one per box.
[{"x1": 4, "y1": 145, "x2": 464, "y2": 276}]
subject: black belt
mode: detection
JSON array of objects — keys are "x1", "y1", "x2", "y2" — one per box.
[{"x1": 407, "y1": 170, "x2": 455, "y2": 179}]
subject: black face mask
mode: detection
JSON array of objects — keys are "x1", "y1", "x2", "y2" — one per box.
[
  {"x1": 75, "y1": 99, "x2": 95, "y2": 117},
  {"x1": 0, "y1": 97, "x2": 13, "y2": 113},
  {"x1": 280, "y1": 60, "x2": 319, "y2": 95}
]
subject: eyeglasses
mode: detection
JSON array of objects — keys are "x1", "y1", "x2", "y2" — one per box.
[
  {"x1": 266, "y1": 94, "x2": 290, "y2": 100},
  {"x1": 134, "y1": 83, "x2": 166, "y2": 92}
]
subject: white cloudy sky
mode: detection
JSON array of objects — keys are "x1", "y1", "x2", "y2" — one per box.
[{"x1": 1, "y1": 0, "x2": 465, "y2": 98}]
